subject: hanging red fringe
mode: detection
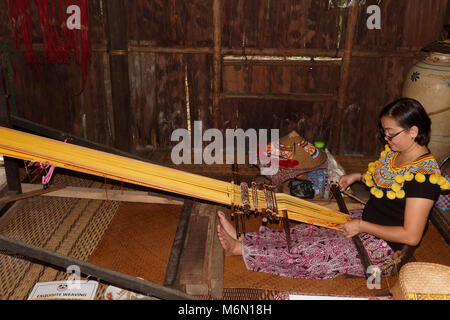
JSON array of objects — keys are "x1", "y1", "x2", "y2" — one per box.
[
  {"x1": 10, "y1": 0, "x2": 38, "y2": 65},
  {"x1": 8, "y1": 0, "x2": 92, "y2": 86}
]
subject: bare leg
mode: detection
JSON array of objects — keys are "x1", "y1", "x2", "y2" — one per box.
[
  {"x1": 217, "y1": 210, "x2": 243, "y2": 240},
  {"x1": 217, "y1": 224, "x2": 242, "y2": 256}
]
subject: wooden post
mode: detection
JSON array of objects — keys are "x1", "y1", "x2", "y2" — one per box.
[
  {"x1": 332, "y1": 4, "x2": 359, "y2": 154},
  {"x1": 105, "y1": 0, "x2": 132, "y2": 152},
  {"x1": 177, "y1": 202, "x2": 224, "y2": 298},
  {"x1": 0, "y1": 67, "x2": 21, "y2": 194},
  {"x1": 164, "y1": 199, "x2": 193, "y2": 288},
  {"x1": 212, "y1": 0, "x2": 222, "y2": 129}
]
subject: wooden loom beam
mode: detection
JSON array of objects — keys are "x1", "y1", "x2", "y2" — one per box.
[
  {"x1": 0, "y1": 64, "x2": 21, "y2": 196},
  {"x1": 20, "y1": 183, "x2": 184, "y2": 205},
  {"x1": 10, "y1": 115, "x2": 152, "y2": 164},
  {"x1": 164, "y1": 199, "x2": 194, "y2": 289},
  {"x1": 0, "y1": 185, "x2": 65, "y2": 205},
  {"x1": 330, "y1": 183, "x2": 372, "y2": 279},
  {"x1": 0, "y1": 126, "x2": 351, "y2": 229},
  {"x1": 0, "y1": 235, "x2": 194, "y2": 300}
]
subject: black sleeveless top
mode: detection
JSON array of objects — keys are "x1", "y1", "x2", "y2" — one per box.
[
  {"x1": 362, "y1": 177, "x2": 441, "y2": 251},
  {"x1": 360, "y1": 149, "x2": 444, "y2": 251}
]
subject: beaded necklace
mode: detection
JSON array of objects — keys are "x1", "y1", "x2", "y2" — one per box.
[{"x1": 363, "y1": 145, "x2": 449, "y2": 200}]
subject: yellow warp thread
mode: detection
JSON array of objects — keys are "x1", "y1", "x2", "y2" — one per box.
[{"x1": 0, "y1": 126, "x2": 350, "y2": 229}]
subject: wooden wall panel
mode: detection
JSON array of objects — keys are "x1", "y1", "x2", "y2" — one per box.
[
  {"x1": 8, "y1": 51, "x2": 82, "y2": 136},
  {"x1": 221, "y1": 0, "x2": 346, "y2": 50},
  {"x1": 0, "y1": 0, "x2": 447, "y2": 157},
  {"x1": 81, "y1": 52, "x2": 110, "y2": 146},
  {"x1": 186, "y1": 53, "x2": 213, "y2": 130},
  {"x1": 89, "y1": 0, "x2": 108, "y2": 45},
  {"x1": 219, "y1": 99, "x2": 337, "y2": 147},
  {"x1": 222, "y1": 64, "x2": 248, "y2": 93},
  {"x1": 128, "y1": 51, "x2": 158, "y2": 149},
  {"x1": 126, "y1": 0, "x2": 213, "y2": 46},
  {"x1": 355, "y1": 0, "x2": 447, "y2": 50},
  {"x1": 222, "y1": 63, "x2": 341, "y2": 95},
  {"x1": 290, "y1": 64, "x2": 341, "y2": 95},
  {"x1": 8, "y1": 50, "x2": 111, "y2": 146},
  {"x1": 155, "y1": 53, "x2": 187, "y2": 147},
  {"x1": 342, "y1": 55, "x2": 420, "y2": 155},
  {"x1": 0, "y1": 1, "x2": 12, "y2": 42}
]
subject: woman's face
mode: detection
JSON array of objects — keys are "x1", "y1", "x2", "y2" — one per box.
[{"x1": 380, "y1": 116, "x2": 413, "y2": 152}]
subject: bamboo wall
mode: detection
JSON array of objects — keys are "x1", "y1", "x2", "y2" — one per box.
[{"x1": 0, "y1": 0, "x2": 447, "y2": 157}]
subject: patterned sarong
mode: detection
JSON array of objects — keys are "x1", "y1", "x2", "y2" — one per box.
[{"x1": 242, "y1": 210, "x2": 394, "y2": 279}]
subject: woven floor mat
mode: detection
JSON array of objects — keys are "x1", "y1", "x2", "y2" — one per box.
[
  {"x1": 0, "y1": 172, "x2": 120, "y2": 300},
  {"x1": 87, "y1": 202, "x2": 183, "y2": 300},
  {"x1": 1, "y1": 169, "x2": 448, "y2": 300}
]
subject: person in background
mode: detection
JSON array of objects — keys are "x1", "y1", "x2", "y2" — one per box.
[{"x1": 217, "y1": 98, "x2": 448, "y2": 279}]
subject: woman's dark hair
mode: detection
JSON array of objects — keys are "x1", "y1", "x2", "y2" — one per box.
[{"x1": 378, "y1": 98, "x2": 431, "y2": 146}]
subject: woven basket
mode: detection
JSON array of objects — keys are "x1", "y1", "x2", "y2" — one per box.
[{"x1": 391, "y1": 262, "x2": 450, "y2": 300}]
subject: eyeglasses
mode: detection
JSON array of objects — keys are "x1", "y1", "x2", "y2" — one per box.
[{"x1": 384, "y1": 128, "x2": 408, "y2": 141}]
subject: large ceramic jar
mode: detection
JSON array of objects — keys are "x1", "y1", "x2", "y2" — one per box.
[{"x1": 402, "y1": 44, "x2": 450, "y2": 165}]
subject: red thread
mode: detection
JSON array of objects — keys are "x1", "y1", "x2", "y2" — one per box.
[
  {"x1": 193, "y1": 198, "x2": 197, "y2": 222},
  {"x1": 12, "y1": 0, "x2": 38, "y2": 65},
  {"x1": 104, "y1": 176, "x2": 109, "y2": 206},
  {"x1": 8, "y1": 0, "x2": 92, "y2": 85}
]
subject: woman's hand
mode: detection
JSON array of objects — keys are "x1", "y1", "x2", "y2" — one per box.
[
  {"x1": 340, "y1": 219, "x2": 362, "y2": 238},
  {"x1": 338, "y1": 173, "x2": 361, "y2": 191}
]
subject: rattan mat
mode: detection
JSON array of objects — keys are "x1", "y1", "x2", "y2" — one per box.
[
  {"x1": 0, "y1": 169, "x2": 448, "y2": 300},
  {"x1": 0, "y1": 172, "x2": 120, "y2": 300}
]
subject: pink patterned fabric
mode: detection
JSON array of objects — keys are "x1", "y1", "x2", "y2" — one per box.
[{"x1": 242, "y1": 210, "x2": 394, "y2": 279}]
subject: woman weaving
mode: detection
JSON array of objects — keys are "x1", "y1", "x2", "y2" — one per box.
[{"x1": 217, "y1": 98, "x2": 448, "y2": 279}]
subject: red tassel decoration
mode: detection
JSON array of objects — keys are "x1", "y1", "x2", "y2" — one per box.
[
  {"x1": 10, "y1": 0, "x2": 38, "y2": 65},
  {"x1": 8, "y1": 0, "x2": 92, "y2": 86}
]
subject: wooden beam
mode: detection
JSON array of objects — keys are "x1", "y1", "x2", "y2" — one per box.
[
  {"x1": 222, "y1": 59, "x2": 342, "y2": 67},
  {"x1": 0, "y1": 185, "x2": 65, "y2": 204},
  {"x1": 9, "y1": 43, "x2": 423, "y2": 58},
  {"x1": 179, "y1": 214, "x2": 210, "y2": 295},
  {"x1": 10, "y1": 115, "x2": 156, "y2": 164},
  {"x1": 0, "y1": 62, "x2": 21, "y2": 195},
  {"x1": 0, "y1": 235, "x2": 194, "y2": 300},
  {"x1": 164, "y1": 199, "x2": 193, "y2": 288},
  {"x1": 105, "y1": 0, "x2": 132, "y2": 152},
  {"x1": 221, "y1": 92, "x2": 337, "y2": 102},
  {"x1": 128, "y1": 45, "x2": 213, "y2": 54},
  {"x1": 222, "y1": 47, "x2": 340, "y2": 57},
  {"x1": 333, "y1": 4, "x2": 360, "y2": 154},
  {"x1": 177, "y1": 202, "x2": 224, "y2": 297},
  {"x1": 207, "y1": 205, "x2": 225, "y2": 299},
  {"x1": 212, "y1": 0, "x2": 222, "y2": 129},
  {"x1": 20, "y1": 183, "x2": 184, "y2": 205}
]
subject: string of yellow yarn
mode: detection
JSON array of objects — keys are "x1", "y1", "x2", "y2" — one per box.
[{"x1": 0, "y1": 126, "x2": 351, "y2": 230}]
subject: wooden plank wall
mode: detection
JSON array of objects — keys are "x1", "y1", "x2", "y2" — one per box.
[{"x1": 0, "y1": 0, "x2": 447, "y2": 157}]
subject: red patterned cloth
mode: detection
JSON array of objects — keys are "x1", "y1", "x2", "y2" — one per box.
[{"x1": 242, "y1": 210, "x2": 394, "y2": 279}]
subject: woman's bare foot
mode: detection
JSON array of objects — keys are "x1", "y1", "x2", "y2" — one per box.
[
  {"x1": 217, "y1": 224, "x2": 242, "y2": 256},
  {"x1": 217, "y1": 211, "x2": 241, "y2": 240}
]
